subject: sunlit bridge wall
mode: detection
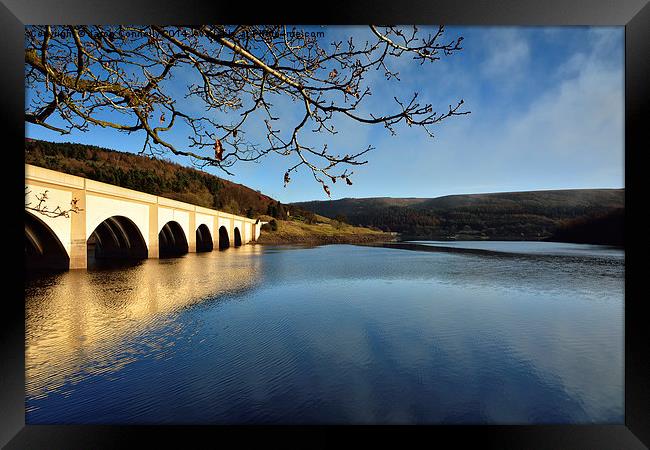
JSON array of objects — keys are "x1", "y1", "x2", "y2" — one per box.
[{"x1": 25, "y1": 164, "x2": 261, "y2": 270}]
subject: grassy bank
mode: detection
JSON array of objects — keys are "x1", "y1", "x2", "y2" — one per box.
[{"x1": 255, "y1": 214, "x2": 392, "y2": 245}]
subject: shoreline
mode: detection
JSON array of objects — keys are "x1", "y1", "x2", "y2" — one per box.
[
  {"x1": 255, "y1": 233, "x2": 392, "y2": 246},
  {"x1": 358, "y1": 241, "x2": 624, "y2": 259},
  {"x1": 254, "y1": 235, "x2": 624, "y2": 249}
]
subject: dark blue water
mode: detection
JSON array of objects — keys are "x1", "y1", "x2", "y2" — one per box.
[{"x1": 25, "y1": 242, "x2": 624, "y2": 424}]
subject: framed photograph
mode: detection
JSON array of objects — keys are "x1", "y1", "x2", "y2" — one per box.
[{"x1": 3, "y1": 0, "x2": 648, "y2": 447}]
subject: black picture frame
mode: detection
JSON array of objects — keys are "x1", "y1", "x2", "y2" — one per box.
[{"x1": 2, "y1": 0, "x2": 648, "y2": 447}]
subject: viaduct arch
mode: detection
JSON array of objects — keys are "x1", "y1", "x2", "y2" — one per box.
[
  {"x1": 25, "y1": 211, "x2": 69, "y2": 270},
  {"x1": 87, "y1": 215, "x2": 148, "y2": 267},
  {"x1": 196, "y1": 224, "x2": 213, "y2": 252},
  {"x1": 159, "y1": 221, "x2": 189, "y2": 257}
]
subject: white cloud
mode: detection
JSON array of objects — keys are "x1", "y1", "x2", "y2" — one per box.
[
  {"x1": 503, "y1": 29, "x2": 624, "y2": 165},
  {"x1": 480, "y1": 28, "x2": 531, "y2": 78},
  {"x1": 372, "y1": 27, "x2": 625, "y2": 198}
]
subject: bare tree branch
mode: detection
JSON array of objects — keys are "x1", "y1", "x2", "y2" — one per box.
[
  {"x1": 25, "y1": 188, "x2": 83, "y2": 218},
  {"x1": 24, "y1": 25, "x2": 470, "y2": 196}
]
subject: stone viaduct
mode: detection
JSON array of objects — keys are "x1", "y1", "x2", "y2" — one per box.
[{"x1": 25, "y1": 164, "x2": 261, "y2": 270}]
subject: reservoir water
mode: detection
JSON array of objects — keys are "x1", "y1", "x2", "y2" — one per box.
[{"x1": 25, "y1": 242, "x2": 624, "y2": 424}]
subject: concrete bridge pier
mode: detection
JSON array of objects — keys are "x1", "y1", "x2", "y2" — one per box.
[
  {"x1": 212, "y1": 216, "x2": 220, "y2": 250},
  {"x1": 188, "y1": 212, "x2": 196, "y2": 253},
  {"x1": 69, "y1": 188, "x2": 88, "y2": 270},
  {"x1": 148, "y1": 204, "x2": 159, "y2": 260}
]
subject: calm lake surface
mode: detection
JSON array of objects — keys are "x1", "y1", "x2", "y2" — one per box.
[{"x1": 25, "y1": 242, "x2": 624, "y2": 424}]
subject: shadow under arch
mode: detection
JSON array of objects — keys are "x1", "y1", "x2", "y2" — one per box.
[
  {"x1": 25, "y1": 211, "x2": 70, "y2": 271},
  {"x1": 218, "y1": 226, "x2": 230, "y2": 250},
  {"x1": 196, "y1": 224, "x2": 213, "y2": 252},
  {"x1": 159, "y1": 221, "x2": 188, "y2": 257},
  {"x1": 87, "y1": 216, "x2": 148, "y2": 268},
  {"x1": 234, "y1": 227, "x2": 242, "y2": 247}
]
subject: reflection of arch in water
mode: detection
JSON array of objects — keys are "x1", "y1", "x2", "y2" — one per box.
[
  {"x1": 25, "y1": 211, "x2": 70, "y2": 270},
  {"x1": 234, "y1": 227, "x2": 242, "y2": 247},
  {"x1": 159, "y1": 221, "x2": 189, "y2": 257},
  {"x1": 87, "y1": 216, "x2": 148, "y2": 266},
  {"x1": 196, "y1": 224, "x2": 213, "y2": 252},
  {"x1": 218, "y1": 226, "x2": 230, "y2": 250}
]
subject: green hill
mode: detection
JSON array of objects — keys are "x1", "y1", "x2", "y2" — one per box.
[
  {"x1": 25, "y1": 138, "x2": 283, "y2": 218},
  {"x1": 292, "y1": 189, "x2": 625, "y2": 241}
]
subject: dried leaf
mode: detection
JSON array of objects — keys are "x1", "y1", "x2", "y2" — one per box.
[{"x1": 214, "y1": 139, "x2": 223, "y2": 161}]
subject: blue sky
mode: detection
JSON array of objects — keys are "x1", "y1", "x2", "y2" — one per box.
[{"x1": 26, "y1": 26, "x2": 625, "y2": 202}]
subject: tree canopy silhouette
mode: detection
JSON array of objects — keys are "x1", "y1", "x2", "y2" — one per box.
[{"x1": 25, "y1": 25, "x2": 469, "y2": 195}]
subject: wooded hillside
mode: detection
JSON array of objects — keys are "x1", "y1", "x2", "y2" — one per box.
[
  {"x1": 25, "y1": 139, "x2": 290, "y2": 219},
  {"x1": 293, "y1": 189, "x2": 625, "y2": 241}
]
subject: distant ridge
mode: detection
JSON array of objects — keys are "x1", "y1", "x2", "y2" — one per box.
[{"x1": 292, "y1": 189, "x2": 624, "y2": 241}]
